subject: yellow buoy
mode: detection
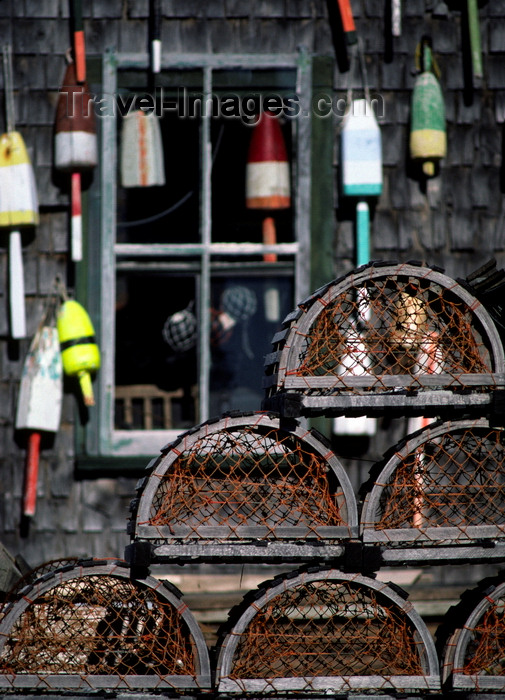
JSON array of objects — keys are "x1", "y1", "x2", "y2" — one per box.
[{"x1": 57, "y1": 300, "x2": 100, "y2": 406}]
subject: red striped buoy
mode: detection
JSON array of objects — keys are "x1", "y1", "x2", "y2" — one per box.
[
  {"x1": 246, "y1": 111, "x2": 290, "y2": 211},
  {"x1": 246, "y1": 111, "x2": 291, "y2": 322},
  {"x1": 55, "y1": 61, "x2": 97, "y2": 262}
]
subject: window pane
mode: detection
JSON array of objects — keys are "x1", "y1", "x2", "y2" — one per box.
[
  {"x1": 115, "y1": 272, "x2": 198, "y2": 431},
  {"x1": 211, "y1": 116, "x2": 293, "y2": 244},
  {"x1": 209, "y1": 275, "x2": 293, "y2": 417}
]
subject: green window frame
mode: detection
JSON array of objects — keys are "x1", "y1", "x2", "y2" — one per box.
[{"x1": 77, "y1": 49, "x2": 315, "y2": 470}]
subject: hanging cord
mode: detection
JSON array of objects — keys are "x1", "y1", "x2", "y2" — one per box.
[
  {"x1": 35, "y1": 276, "x2": 67, "y2": 332},
  {"x1": 344, "y1": 37, "x2": 371, "y2": 112},
  {"x1": 414, "y1": 36, "x2": 441, "y2": 79}
]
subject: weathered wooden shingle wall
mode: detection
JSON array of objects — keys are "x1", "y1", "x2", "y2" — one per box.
[{"x1": 0, "y1": 0, "x2": 504, "y2": 572}]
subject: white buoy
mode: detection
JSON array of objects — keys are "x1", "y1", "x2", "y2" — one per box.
[
  {"x1": 120, "y1": 110, "x2": 165, "y2": 188},
  {"x1": 341, "y1": 98, "x2": 382, "y2": 198}
]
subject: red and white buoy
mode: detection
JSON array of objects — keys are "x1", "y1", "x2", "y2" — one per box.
[
  {"x1": 246, "y1": 110, "x2": 291, "y2": 322},
  {"x1": 54, "y1": 60, "x2": 97, "y2": 262},
  {"x1": 15, "y1": 322, "x2": 63, "y2": 518}
]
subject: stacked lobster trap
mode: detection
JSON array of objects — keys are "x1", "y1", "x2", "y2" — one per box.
[{"x1": 2, "y1": 260, "x2": 505, "y2": 697}]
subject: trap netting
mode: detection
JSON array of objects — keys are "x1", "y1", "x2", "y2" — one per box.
[
  {"x1": 439, "y1": 575, "x2": 505, "y2": 691},
  {"x1": 361, "y1": 419, "x2": 505, "y2": 548},
  {"x1": 0, "y1": 559, "x2": 211, "y2": 692},
  {"x1": 263, "y1": 262, "x2": 505, "y2": 416},
  {"x1": 216, "y1": 568, "x2": 440, "y2": 693},
  {"x1": 129, "y1": 412, "x2": 357, "y2": 561},
  {"x1": 0, "y1": 558, "x2": 80, "y2": 617}
]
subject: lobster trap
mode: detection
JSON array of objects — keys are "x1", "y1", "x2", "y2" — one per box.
[
  {"x1": 0, "y1": 559, "x2": 211, "y2": 692},
  {"x1": 127, "y1": 411, "x2": 358, "y2": 564},
  {"x1": 360, "y1": 418, "x2": 505, "y2": 563},
  {"x1": 215, "y1": 567, "x2": 440, "y2": 694},
  {"x1": 440, "y1": 574, "x2": 505, "y2": 692},
  {"x1": 263, "y1": 262, "x2": 505, "y2": 418}
]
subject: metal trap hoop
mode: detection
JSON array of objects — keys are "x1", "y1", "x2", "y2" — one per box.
[
  {"x1": 360, "y1": 418, "x2": 505, "y2": 563},
  {"x1": 128, "y1": 411, "x2": 358, "y2": 563},
  {"x1": 0, "y1": 559, "x2": 211, "y2": 692},
  {"x1": 263, "y1": 261, "x2": 505, "y2": 418},
  {"x1": 440, "y1": 575, "x2": 505, "y2": 692},
  {"x1": 215, "y1": 567, "x2": 440, "y2": 694}
]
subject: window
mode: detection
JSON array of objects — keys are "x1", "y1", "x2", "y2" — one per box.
[{"x1": 78, "y1": 50, "x2": 313, "y2": 464}]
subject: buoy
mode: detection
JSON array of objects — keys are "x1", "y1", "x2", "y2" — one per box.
[
  {"x1": 220, "y1": 286, "x2": 257, "y2": 359},
  {"x1": 57, "y1": 299, "x2": 100, "y2": 407},
  {"x1": 340, "y1": 97, "x2": 382, "y2": 267},
  {"x1": 246, "y1": 111, "x2": 290, "y2": 211},
  {"x1": 120, "y1": 110, "x2": 165, "y2": 188},
  {"x1": 392, "y1": 0, "x2": 401, "y2": 37},
  {"x1": 336, "y1": 0, "x2": 357, "y2": 45},
  {"x1": 334, "y1": 293, "x2": 376, "y2": 436},
  {"x1": 55, "y1": 60, "x2": 97, "y2": 262},
  {"x1": 1, "y1": 45, "x2": 39, "y2": 339},
  {"x1": 15, "y1": 323, "x2": 63, "y2": 517},
  {"x1": 390, "y1": 290, "x2": 428, "y2": 351},
  {"x1": 70, "y1": 0, "x2": 86, "y2": 83},
  {"x1": 409, "y1": 38, "x2": 446, "y2": 177},
  {"x1": 246, "y1": 110, "x2": 290, "y2": 322},
  {"x1": 333, "y1": 327, "x2": 377, "y2": 436},
  {"x1": 150, "y1": 0, "x2": 162, "y2": 74}
]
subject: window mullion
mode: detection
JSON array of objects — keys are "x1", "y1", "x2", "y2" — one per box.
[
  {"x1": 100, "y1": 48, "x2": 118, "y2": 454},
  {"x1": 294, "y1": 47, "x2": 312, "y2": 304},
  {"x1": 198, "y1": 66, "x2": 213, "y2": 424}
]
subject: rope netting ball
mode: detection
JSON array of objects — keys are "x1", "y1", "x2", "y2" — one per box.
[
  {"x1": 129, "y1": 412, "x2": 357, "y2": 551},
  {"x1": 0, "y1": 560, "x2": 210, "y2": 692},
  {"x1": 264, "y1": 262, "x2": 505, "y2": 414},
  {"x1": 162, "y1": 304, "x2": 197, "y2": 353},
  {"x1": 216, "y1": 567, "x2": 440, "y2": 693},
  {"x1": 221, "y1": 286, "x2": 257, "y2": 323},
  {"x1": 360, "y1": 419, "x2": 505, "y2": 546},
  {"x1": 438, "y1": 574, "x2": 505, "y2": 691}
]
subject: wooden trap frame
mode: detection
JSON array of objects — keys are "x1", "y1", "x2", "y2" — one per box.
[
  {"x1": 127, "y1": 411, "x2": 358, "y2": 564},
  {"x1": 215, "y1": 567, "x2": 440, "y2": 694},
  {"x1": 439, "y1": 574, "x2": 505, "y2": 693},
  {"x1": 263, "y1": 261, "x2": 505, "y2": 419},
  {"x1": 0, "y1": 559, "x2": 211, "y2": 693},
  {"x1": 360, "y1": 418, "x2": 505, "y2": 564}
]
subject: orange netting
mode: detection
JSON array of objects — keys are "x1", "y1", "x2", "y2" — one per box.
[
  {"x1": 228, "y1": 579, "x2": 425, "y2": 679},
  {"x1": 459, "y1": 599, "x2": 505, "y2": 676},
  {"x1": 372, "y1": 428, "x2": 505, "y2": 531},
  {"x1": 293, "y1": 278, "x2": 491, "y2": 387},
  {"x1": 147, "y1": 426, "x2": 347, "y2": 536},
  {"x1": 0, "y1": 574, "x2": 196, "y2": 676}
]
